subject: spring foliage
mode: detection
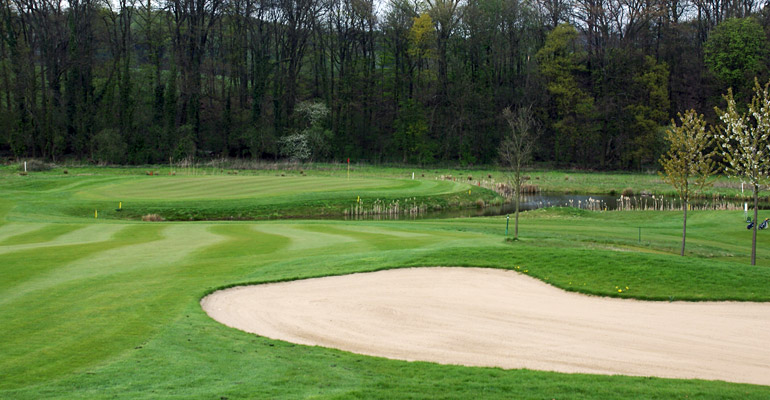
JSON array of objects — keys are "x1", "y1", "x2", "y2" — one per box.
[
  {"x1": 714, "y1": 78, "x2": 770, "y2": 264},
  {"x1": 659, "y1": 110, "x2": 715, "y2": 202},
  {"x1": 714, "y1": 79, "x2": 770, "y2": 188},
  {"x1": 659, "y1": 110, "x2": 715, "y2": 256}
]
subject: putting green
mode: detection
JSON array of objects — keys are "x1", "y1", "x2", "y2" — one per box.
[{"x1": 76, "y1": 175, "x2": 468, "y2": 201}]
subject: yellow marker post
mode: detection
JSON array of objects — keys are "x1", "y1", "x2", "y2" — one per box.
[
  {"x1": 357, "y1": 196, "x2": 360, "y2": 203},
  {"x1": 95, "y1": 210, "x2": 98, "y2": 219},
  {"x1": 119, "y1": 202, "x2": 122, "y2": 210}
]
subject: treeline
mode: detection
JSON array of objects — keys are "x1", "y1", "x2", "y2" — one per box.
[{"x1": 1, "y1": 0, "x2": 768, "y2": 168}]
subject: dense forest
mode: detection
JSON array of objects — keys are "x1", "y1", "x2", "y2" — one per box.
[{"x1": 0, "y1": 0, "x2": 768, "y2": 168}]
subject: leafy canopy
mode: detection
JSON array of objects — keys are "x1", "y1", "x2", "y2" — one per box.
[
  {"x1": 659, "y1": 110, "x2": 715, "y2": 202},
  {"x1": 714, "y1": 79, "x2": 770, "y2": 187},
  {"x1": 704, "y1": 18, "x2": 768, "y2": 91}
]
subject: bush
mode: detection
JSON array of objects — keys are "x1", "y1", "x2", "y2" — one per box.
[
  {"x1": 279, "y1": 133, "x2": 311, "y2": 162},
  {"x1": 19, "y1": 159, "x2": 53, "y2": 172},
  {"x1": 141, "y1": 214, "x2": 165, "y2": 222},
  {"x1": 622, "y1": 188, "x2": 634, "y2": 196}
]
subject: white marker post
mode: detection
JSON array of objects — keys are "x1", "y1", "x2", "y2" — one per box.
[
  {"x1": 743, "y1": 182, "x2": 748, "y2": 221},
  {"x1": 412, "y1": 172, "x2": 414, "y2": 180},
  {"x1": 24, "y1": 161, "x2": 27, "y2": 172}
]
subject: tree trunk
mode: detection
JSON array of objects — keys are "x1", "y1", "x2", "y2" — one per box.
[
  {"x1": 514, "y1": 187, "x2": 520, "y2": 240},
  {"x1": 752, "y1": 185, "x2": 758, "y2": 265},
  {"x1": 681, "y1": 199, "x2": 687, "y2": 256},
  {"x1": 514, "y1": 171, "x2": 520, "y2": 240}
]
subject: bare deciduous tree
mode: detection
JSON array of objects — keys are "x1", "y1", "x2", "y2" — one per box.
[{"x1": 500, "y1": 105, "x2": 539, "y2": 240}]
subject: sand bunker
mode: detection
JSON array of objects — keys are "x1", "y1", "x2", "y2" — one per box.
[{"x1": 201, "y1": 267, "x2": 770, "y2": 386}]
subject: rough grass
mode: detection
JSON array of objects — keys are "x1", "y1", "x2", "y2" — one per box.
[{"x1": 1, "y1": 167, "x2": 770, "y2": 398}]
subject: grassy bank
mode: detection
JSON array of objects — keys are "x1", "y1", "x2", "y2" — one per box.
[{"x1": 1, "y1": 168, "x2": 769, "y2": 398}]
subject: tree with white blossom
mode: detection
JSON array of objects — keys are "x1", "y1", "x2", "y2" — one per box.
[
  {"x1": 659, "y1": 110, "x2": 715, "y2": 256},
  {"x1": 714, "y1": 78, "x2": 770, "y2": 265}
]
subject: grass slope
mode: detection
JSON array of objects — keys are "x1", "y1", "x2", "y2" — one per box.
[
  {"x1": 1, "y1": 167, "x2": 769, "y2": 398},
  {"x1": 1, "y1": 170, "x2": 496, "y2": 221}
]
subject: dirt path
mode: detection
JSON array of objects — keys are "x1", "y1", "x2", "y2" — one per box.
[{"x1": 201, "y1": 267, "x2": 770, "y2": 386}]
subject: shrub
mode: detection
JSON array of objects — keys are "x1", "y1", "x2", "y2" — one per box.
[
  {"x1": 622, "y1": 188, "x2": 634, "y2": 196},
  {"x1": 141, "y1": 214, "x2": 165, "y2": 222},
  {"x1": 279, "y1": 133, "x2": 311, "y2": 162},
  {"x1": 20, "y1": 159, "x2": 53, "y2": 172}
]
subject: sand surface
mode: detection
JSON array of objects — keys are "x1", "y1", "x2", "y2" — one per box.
[{"x1": 201, "y1": 267, "x2": 770, "y2": 385}]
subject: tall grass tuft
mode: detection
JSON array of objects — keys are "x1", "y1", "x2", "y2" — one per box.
[{"x1": 141, "y1": 214, "x2": 165, "y2": 222}]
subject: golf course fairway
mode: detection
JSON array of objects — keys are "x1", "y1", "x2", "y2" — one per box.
[{"x1": 2, "y1": 165, "x2": 770, "y2": 399}]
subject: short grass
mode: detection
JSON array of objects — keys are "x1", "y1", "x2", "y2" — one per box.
[
  {"x1": 0, "y1": 168, "x2": 496, "y2": 221},
  {"x1": 1, "y1": 166, "x2": 770, "y2": 398},
  {"x1": 2, "y1": 161, "x2": 757, "y2": 198}
]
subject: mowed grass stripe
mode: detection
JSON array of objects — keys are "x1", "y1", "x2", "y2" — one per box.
[
  {"x1": 0, "y1": 198, "x2": 14, "y2": 224},
  {"x1": 187, "y1": 225, "x2": 292, "y2": 268},
  {"x1": 0, "y1": 222, "x2": 48, "y2": 242},
  {"x1": 252, "y1": 224, "x2": 361, "y2": 252},
  {"x1": 0, "y1": 224, "x2": 127, "y2": 255},
  {"x1": 0, "y1": 223, "x2": 84, "y2": 246},
  {"x1": 299, "y1": 224, "x2": 478, "y2": 252},
  {"x1": 0, "y1": 224, "x2": 161, "y2": 304},
  {"x1": 78, "y1": 176, "x2": 413, "y2": 200},
  {"x1": 0, "y1": 223, "x2": 227, "y2": 388}
]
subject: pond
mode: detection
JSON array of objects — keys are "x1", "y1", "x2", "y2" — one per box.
[{"x1": 340, "y1": 192, "x2": 767, "y2": 220}]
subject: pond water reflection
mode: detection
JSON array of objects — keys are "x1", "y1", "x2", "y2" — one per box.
[{"x1": 340, "y1": 192, "x2": 766, "y2": 220}]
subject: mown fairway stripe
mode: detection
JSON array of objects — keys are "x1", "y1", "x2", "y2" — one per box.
[
  {"x1": 252, "y1": 224, "x2": 359, "y2": 252},
  {"x1": 76, "y1": 176, "x2": 458, "y2": 201},
  {"x1": 0, "y1": 223, "x2": 224, "y2": 388},
  {"x1": 0, "y1": 224, "x2": 84, "y2": 246},
  {"x1": 0, "y1": 224, "x2": 127, "y2": 255}
]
